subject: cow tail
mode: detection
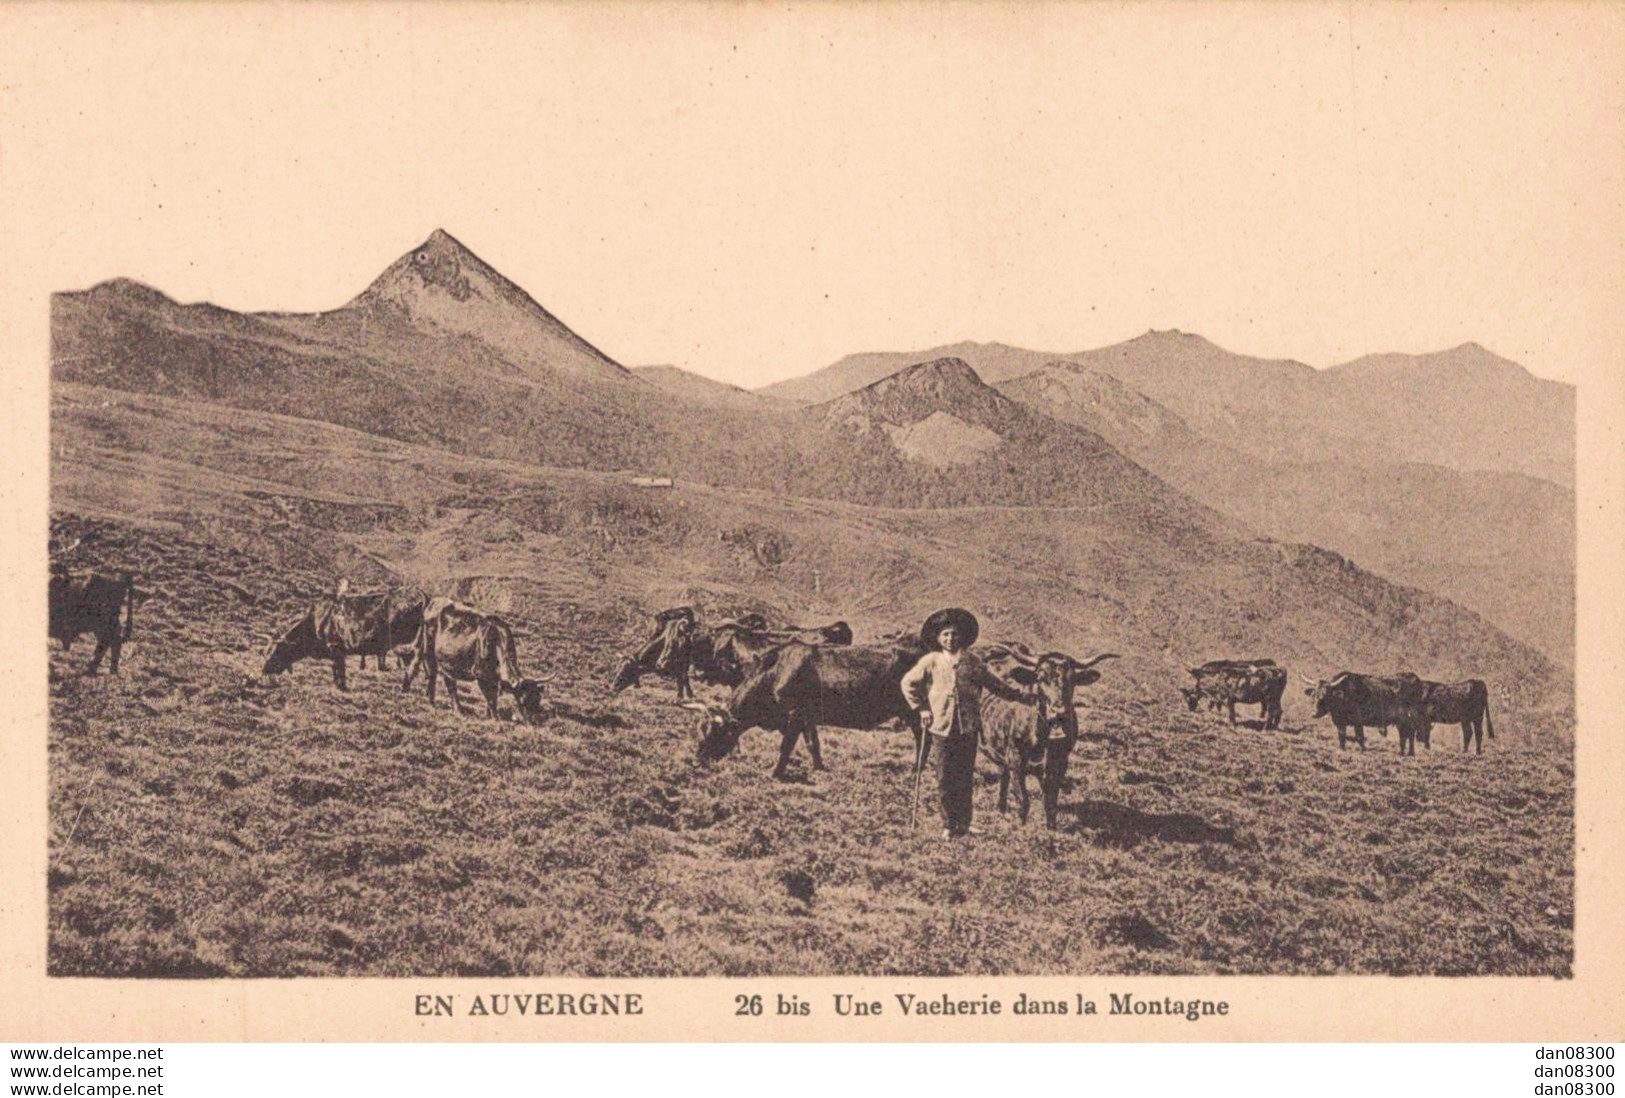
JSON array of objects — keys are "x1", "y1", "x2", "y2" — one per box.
[
  {"x1": 1485, "y1": 695, "x2": 1495, "y2": 739},
  {"x1": 121, "y1": 573, "x2": 136, "y2": 641}
]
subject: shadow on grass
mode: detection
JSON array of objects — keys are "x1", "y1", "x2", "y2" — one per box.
[
  {"x1": 550, "y1": 702, "x2": 631, "y2": 730},
  {"x1": 1063, "y1": 799, "x2": 1236, "y2": 847}
]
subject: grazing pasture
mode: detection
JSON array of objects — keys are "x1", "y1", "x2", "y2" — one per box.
[{"x1": 48, "y1": 516, "x2": 1573, "y2": 978}]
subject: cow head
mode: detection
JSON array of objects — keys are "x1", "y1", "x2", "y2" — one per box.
[
  {"x1": 1303, "y1": 672, "x2": 1353, "y2": 718},
  {"x1": 1179, "y1": 685, "x2": 1203, "y2": 711},
  {"x1": 608, "y1": 658, "x2": 642, "y2": 694},
  {"x1": 984, "y1": 641, "x2": 1118, "y2": 713},
  {"x1": 611, "y1": 616, "x2": 694, "y2": 694},
  {"x1": 261, "y1": 616, "x2": 314, "y2": 677},
  {"x1": 505, "y1": 678, "x2": 548, "y2": 724},
  {"x1": 677, "y1": 701, "x2": 743, "y2": 762}
]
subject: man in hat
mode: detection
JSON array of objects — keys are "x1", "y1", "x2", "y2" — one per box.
[{"x1": 900, "y1": 608, "x2": 1033, "y2": 838}]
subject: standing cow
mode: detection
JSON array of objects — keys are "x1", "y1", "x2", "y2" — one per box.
[
  {"x1": 262, "y1": 587, "x2": 427, "y2": 690},
  {"x1": 49, "y1": 568, "x2": 136, "y2": 674},
  {"x1": 980, "y1": 642, "x2": 1119, "y2": 830},
  {"x1": 610, "y1": 607, "x2": 699, "y2": 698},
  {"x1": 1181, "y1": 659, "x2": 1285, "y2": 729},
  {"x1": 406, "y1": 599, "x2": 546, "y2": 722},
  {"x1": 1420, "y1": 678, "x2": 1496, "y2": 754},
  {"x1": 680, "y1": 636, "x2": 927, "y2": 779},
  {"x1": 1303, "y1": 671, "x2": 1431, "y2": 754}
]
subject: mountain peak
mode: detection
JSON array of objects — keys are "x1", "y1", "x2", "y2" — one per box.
[
  {"x1": 814, "y1": 355, "x2": 1018, "y2": 436},
  {"x1": 342, "y1": 230, "x2": 629, "y2": 382},
  {"x1": 78, "y1": 277, "x2": 176, "y2": 309},
  {"x1": 888, "y1": 355, "x2": 984, "y2": 386}
]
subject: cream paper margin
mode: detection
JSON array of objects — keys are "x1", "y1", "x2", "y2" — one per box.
[{"x1": 0, "y1": 2, "x2": 1620, "y2": 1043}]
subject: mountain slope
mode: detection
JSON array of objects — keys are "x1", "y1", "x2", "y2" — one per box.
[
  {"x1": 1000, "y1": 359, "x2": 1575, "y2": 664},
  {"x1": 797, "y1": 357, "x2": 1230, "y2": 520},
  {"x1": 1070, "y1": 333, "x2": 1574, "y2": 487},
  {"x1": 52, "y1": 381, "x2": 1572, "y2": 719},
  {"x1": 633, "y1": 365, "x2": 796, "y2": 414},
  {"x1": 767, "y1": 331, "x2": 1574, "y2": 488},
  {"x1": 327, "y1": 228, "x2": 630, "y2": 383}
]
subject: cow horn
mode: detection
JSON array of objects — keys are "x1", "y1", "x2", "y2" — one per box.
[
  {"x1": 990, "y1": 641, "x2": 1039, "y2": 667},
  {"x1": 672, "y1": 701, "x2": 711, "y2": 713},
  {"x1": 1075, "y1": 652, "x2": 1120, "y2": 671},
  {"x1": 1298, "y1": 673, "x2": 1317, "y2": 685}
]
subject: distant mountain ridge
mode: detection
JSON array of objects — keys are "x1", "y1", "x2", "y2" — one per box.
[{"x1": 769, "y1": 330, "x2": 1573, "y2": 488}]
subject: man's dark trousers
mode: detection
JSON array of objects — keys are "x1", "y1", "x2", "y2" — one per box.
[{"x1": 935, "y1": 730, "x2": 978, "y2": 834}]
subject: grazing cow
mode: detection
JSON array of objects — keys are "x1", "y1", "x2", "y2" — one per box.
[
  {"x1": 261, "y1": 588, "x2": 427, "y2": 690},
  {"x1": 48, "y1": 568, "x2": 136, "y2": 674},
  {"x1": 1419, "y1": 678, "x2": 1496, "y2": 754},
  {"x1": 980, "y1": 642, "x2": 1119, "y2": 829},
  {"x1": 1302, "y1": 671, "x2": 1430, "y2": 754},
  {"x1": 680, "y1": 636, "x2": 927, "y2": 779},
  {"x1": 610, "y1": 609, "x2": 698, "y2": 698},
  {"x1": 690, "y1": 619, "x2": 855, "y2": 687},
  {"x1": 406, "y1": 599, "x2": 546, "y2": 722},
  {"x1": 1181, "y1": 660, "x2": 1286, "y2": 729}
]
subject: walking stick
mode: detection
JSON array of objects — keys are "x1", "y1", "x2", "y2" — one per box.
[{"x1": 909, "y1": 724, "x2": 930, "y2": 830}]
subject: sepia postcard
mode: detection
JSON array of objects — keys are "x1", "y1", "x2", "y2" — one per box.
[{"x1": 1, "y1": 1, "x2": 1621, "y2": 1042}]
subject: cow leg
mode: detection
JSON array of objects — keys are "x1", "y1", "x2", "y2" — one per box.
[
  {"x1": 86, "y1": 637, "x2": 108, "y2": 674},
  {"x1": 997, "y1": 764, "x2": 1010, "y2": 814},
  {"x1": 1335, "y1": 724, "x2": 1347, "y2": 750},
  {"x1": 1355, "y1": 725, "x2": 1366, "y2": 751},
  {"x1": 1227, "y1": 699, "x2": 1237, "y2": 725},
  {"x1": 805, "y1": 726, "x2": 826, "y2": 771},
  {"x1": 1011, "y1": 744, "x2": 1031, "y2": 824},
  {"x1": 332, "y1": 656, "x2": 348, "y2": 691},
  {"x1": 479, "y1": 679, "x2": 501, "y2": 720},
  {"x1": 773, "y1": 723, "x2": 803, "y2": 780},
  {"x1": 1041, "y1": 741, "x2": 1072, "y2": 831},
  {"x1": 445, "y1": 674, "x2": 467, "y2": 715}
]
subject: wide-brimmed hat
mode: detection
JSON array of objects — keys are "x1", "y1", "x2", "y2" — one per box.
[{"x1": 920, "y1": 607, "x2": 979, "y2": 648}]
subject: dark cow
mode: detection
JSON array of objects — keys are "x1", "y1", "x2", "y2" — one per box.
[
  {"x1": 261, "y1": 588, "x2": 427, "y2": 690},
  {"x1": 1419, "y1": 678, "x2": 1496, "y2": 754},
  {"x1": 680, "y1": 636, "x2": 927, "y2": 779},
  {"x1": 48, "y1": 568, "x2": 136, "y2": 673},
  {"x1": 690, "y1": 619, "x2": 855, "y2": 687},
  {"x1": 1303, "y1": 671, "x2": 1430, "y2": 754},
  {"x1": 406, "y1": 599, "x2": 546, "y2": 722},
  {"x1": 610, "y1": 609, "x2": 698, "y2": 698},
  {"x1": 1181, "y1": 660, "x2": 1286, "y2": 729},
  {"x1": 980, "y1": 642, "x2": 1119, "y2": 829}
]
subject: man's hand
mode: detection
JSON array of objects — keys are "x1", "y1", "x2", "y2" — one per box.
[{"x1": 919, "y1": 710, "x2": 933, "y2": 734}]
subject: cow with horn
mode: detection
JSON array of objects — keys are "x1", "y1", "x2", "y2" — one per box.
[
  {"x1": 1302, "y1": 670, "x2": 1430, "y2": 754},
  {"x1": 979, "y1": 640, "x2": 1120, "y2": 830}
]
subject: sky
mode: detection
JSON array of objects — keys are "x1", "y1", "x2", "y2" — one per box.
[{"x1": 4, "y1": 3, "x2": 1622, "y2": 388}]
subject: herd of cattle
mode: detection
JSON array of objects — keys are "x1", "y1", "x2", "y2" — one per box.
[{"x1": 49, "y1": 564, "x2": 1498, "y2": 830}]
